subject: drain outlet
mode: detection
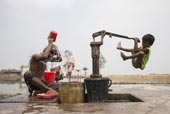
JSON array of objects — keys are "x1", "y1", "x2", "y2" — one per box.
[{"x1": 106, "y1": 93, "x2": 143, "y2": 103}]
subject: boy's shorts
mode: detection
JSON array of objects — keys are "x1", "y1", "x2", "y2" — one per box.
[{"x1": 24, "y1": 71, "x2": 48, "y2": 95}]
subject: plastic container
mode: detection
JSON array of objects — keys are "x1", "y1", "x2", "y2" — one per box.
[
  {"x1": 58, "y1": 82, "x2": 85, "y2": 103},
  {"x1": 44, "y1": 72, "x2": 56, "y2": 84},
  {"x1": 84, "y1": 77, "x2": 109, "y2": 102},
  {"x1": 48, "y1": 31, "x2": 57, "y2": 42}
]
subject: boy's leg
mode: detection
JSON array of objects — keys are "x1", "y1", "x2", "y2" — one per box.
[
  {"x1": 117, "y1": 42, "x2": 133, "y2": 52},
  {"x1": 120, "y1": 51, "x2": 144, "y2": 68}
]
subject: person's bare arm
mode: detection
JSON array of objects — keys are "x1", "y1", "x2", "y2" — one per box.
[
  {"x1": 43, "y1": 38, "x2": 53, "y2": 58},
  {"x1": 140, "y1": 48, "x2": 149, "y2": 55},
  {"x1": 133, "y1": 38, "x2": 141, "y2": 53},
  {"x1": 134, "y1": 47, "x2": 149, "y2": 55},
  {"x1": 31, "y1": 38, "x2": 53, "y2": 61}
]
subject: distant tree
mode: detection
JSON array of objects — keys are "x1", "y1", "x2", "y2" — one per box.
[
  {"x1": 82, "y1": 67, "x2": 88, "y2": 76},
  {"x1": 76, "y1": 69, "x2": 80, "y2": 76}
]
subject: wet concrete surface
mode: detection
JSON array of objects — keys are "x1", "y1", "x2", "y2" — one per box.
[{"x1": 0, "y1": 84, "x2": 170, "y2": 114}]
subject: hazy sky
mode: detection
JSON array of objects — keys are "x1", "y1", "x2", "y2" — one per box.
[{"x1": 0, "y1": 0, "x2": 170, "y2": 75}]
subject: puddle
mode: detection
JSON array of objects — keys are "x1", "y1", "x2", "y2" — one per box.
[
  {"x1": 59, "y1": 104, "x2": 105, "y2": 113},
  {"x1": 0, "y1": 82, "x2": 27, "y2": 94},
  {"x1": 2, "y1": 82, "x2": 167, "y2": 104}
]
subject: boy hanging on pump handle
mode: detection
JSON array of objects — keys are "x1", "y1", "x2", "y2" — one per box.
[{"x1": 92, "y1": 30, "x2": 155, "y2": 70}]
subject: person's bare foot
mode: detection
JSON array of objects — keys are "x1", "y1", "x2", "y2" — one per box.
[
  {"x1": 120, "y1": 52, "x2": 127, "y2": 60},
  {"x1": 31, "y1": 90, "x2": 37, "y2": 96},
  {"x1": 117, "y1": 42, "x2": 122, "y2": 50}
]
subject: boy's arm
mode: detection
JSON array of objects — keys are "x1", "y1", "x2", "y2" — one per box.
[
  {"x1": 141, "y1": 48, "x2": 149, "y2": 55},
  {"x1": 133, "y1": 38, "x2": 140, "y2": 53},
  {"x1": 133, "y1": 38, "x2": 149, "y2": 54},
  {"x1": 135, "y1": 47, "x2": 149, "y2": 55}
]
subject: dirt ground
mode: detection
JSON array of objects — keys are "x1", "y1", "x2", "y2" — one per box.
[{"x1": 107, "y1": 74, "x2": 170, "y2": 84}]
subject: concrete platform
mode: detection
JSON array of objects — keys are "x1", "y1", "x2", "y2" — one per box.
[{"x1": 0, "y1": 84, "x2": 170, "y2": 114}]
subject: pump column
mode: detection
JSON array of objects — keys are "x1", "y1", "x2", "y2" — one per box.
[{"x1": 90, "y1": 42, "x2": 103, "y2": 77}]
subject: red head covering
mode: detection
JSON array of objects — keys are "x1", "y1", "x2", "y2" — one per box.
[{"x1": 48, "y1": 31, "x2": 57, "y2": 42}]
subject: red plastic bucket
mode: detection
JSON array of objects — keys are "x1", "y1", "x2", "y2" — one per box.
[
  {"x1": 48, "y1": 31, "x2": 57, "y2": 42},
  {"x1": 44, "y1": 72, "x2": 56, "y2": 84}
]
